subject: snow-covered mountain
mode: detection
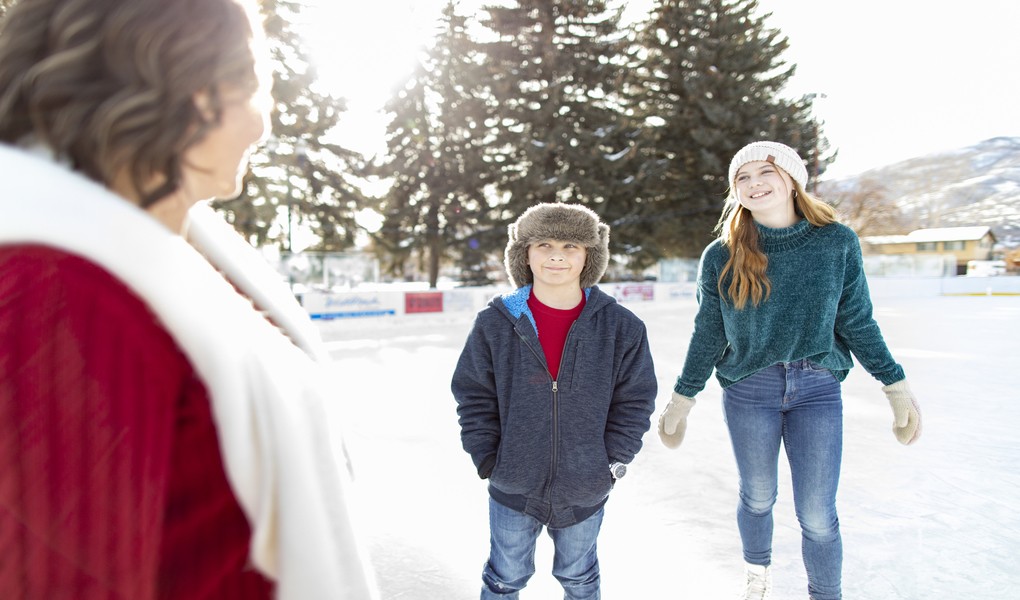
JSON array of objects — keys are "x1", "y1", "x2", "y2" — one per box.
[{"x1": 821, "y1": 137, "x2": 1020, "y2": 247}]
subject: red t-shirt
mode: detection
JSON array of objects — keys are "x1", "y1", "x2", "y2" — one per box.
[
  {"x1": 0, "y1": 245, "x2": 273, "y2": 599},
  {"x1": 527, "y1": 292, "x2": 585, "y2": 379}
]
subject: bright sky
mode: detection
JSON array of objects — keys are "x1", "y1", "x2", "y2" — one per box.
[{"x1": 299, "y1": 0, "x2": 1020, "y2": 180}]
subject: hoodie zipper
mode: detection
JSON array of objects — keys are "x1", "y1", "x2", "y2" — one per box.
[
  {"x1": 517, "y1": 321, "x2": 577, "y2": 503},
  {"x1": 549, "y1": 322, "x2": 578, "y2": 490}
]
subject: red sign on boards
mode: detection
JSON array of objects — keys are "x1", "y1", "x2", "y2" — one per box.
[{"x1": 405, "y1": 291, "x2": 443, "y2": 314}]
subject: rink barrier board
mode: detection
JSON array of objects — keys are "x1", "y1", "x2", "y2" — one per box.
[{"x1": 301, "y1": 276, "x2": 1020, "y2": 320}]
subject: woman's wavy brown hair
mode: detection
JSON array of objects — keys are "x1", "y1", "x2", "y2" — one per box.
[
  {"x1": 716, "y1": 177, "x2": 838, "y2": 310},
  {"x1": 0, "y1": 0, "x2": 268, "y2": 207}
]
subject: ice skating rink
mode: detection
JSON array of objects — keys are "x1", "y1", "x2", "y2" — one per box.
[{"x1": 319, "y1": 292, "x2": 1020, "y2": 599}]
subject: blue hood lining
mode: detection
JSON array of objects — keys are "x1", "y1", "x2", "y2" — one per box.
[{"x1": 500, "y1": 285, "x2": 592, "y2": 337}]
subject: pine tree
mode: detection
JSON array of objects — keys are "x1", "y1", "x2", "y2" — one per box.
[
  {"x1": 372, "y1": 2, "x2": 493, "y2": 288},
  {"x1": 630, "y1": 0, "x2": 831, "y2": 257},
  {"x1": 213, "y1": 0, "x2": 367, "y2": 253},
  {"x1": 474, "y1": 0, "x2": 649, "y2": 268}
]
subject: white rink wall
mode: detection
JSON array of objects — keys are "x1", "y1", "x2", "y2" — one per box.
[{"x1": 301, "y1": 276, "x2": 1020, "y2": 322}]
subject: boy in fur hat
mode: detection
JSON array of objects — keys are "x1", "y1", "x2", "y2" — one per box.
[{"x1": 452, "y1": 202, "x2": 657, "y2": 599}]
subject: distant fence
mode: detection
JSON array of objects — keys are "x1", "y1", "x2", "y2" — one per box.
[
  {"x1": 868, "y1": 275, "x2": 1020, "y2": 298},
  {"x1": 299, "y1": 282, "x2": 697, "y2": 320},
  {"x1": 863, "y1": 254, "x2": 958, "y2": 277},
  {"x1": 300, "y1": 277, "x2": 1018, "y2": 320},
  {"x1": 300, "y1": 285, "x2": 508, "y2": 320}
]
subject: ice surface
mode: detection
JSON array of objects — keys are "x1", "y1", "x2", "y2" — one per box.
[{"x1": 319, "y1": 294, "x2": 1020, "y2": 599}]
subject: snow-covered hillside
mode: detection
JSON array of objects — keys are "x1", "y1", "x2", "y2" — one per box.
[{"x1": 823, "y1": 136, "x2": 1020, "y2": 246}]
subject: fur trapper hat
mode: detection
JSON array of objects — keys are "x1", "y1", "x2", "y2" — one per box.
[
  {"x1": 728, "y1": 141, "x2": 809, "y2": 190},
  {"x1": 504, "y1": 202, "x2": 610, "y2": 289}
]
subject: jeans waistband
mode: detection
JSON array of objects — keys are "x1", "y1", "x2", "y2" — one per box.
[{"x1": 780, "y1": 358, "x2": 814, "y2": 370}]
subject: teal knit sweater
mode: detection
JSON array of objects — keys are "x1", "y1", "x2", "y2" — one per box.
[{"x1": 674, "y1": 219, "x2": 905, "y2": 397}]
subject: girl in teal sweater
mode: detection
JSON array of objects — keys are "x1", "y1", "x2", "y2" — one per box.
[{"x1": 657, "y1": 141, "x2": 922, "y2": 600}]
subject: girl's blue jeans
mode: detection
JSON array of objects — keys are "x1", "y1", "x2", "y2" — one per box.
[{"x1": 723, "y1": 359, "x2": 843, "y2": 600}]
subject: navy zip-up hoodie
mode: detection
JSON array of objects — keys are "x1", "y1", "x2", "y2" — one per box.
[{"x1": 452, "y1": 285, "x2": 657, "y2": 528}]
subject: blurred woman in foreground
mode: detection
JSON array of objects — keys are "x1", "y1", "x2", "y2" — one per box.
[{"x1": 0, "y1": 0, "x2": 377, "y2": 597}]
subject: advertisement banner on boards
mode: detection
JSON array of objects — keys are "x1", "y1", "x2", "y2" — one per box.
[
  {"x1": 302, "y1": 290, "x2": 401, "y2": 319},
  {"x1": 405, "y1": 291, "x2": 444, "y2": 314}
]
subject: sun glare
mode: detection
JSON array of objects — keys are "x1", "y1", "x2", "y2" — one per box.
[{"x1": 298, "y1": 1, "x2": 454, "y2": 157}]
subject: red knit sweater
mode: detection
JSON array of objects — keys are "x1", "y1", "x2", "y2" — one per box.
[
  {"x1": 527, "y1": 293, "x2": 585, "y2": 379},
  {"x1": 0, "y1": 245, "x2": 274, "y2": 599}
]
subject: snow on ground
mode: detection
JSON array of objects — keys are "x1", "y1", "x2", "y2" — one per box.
[{"x1": 318, "y1": 294, "x2": 1020, "y2": 599}]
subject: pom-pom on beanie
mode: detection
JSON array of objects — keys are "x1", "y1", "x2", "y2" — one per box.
[
  {"x1": 728, "y1": 141, "x2": 809, "y2": 190},
  {"x1": 504, "y1": 202, "x2": 610, "y2": 289}
]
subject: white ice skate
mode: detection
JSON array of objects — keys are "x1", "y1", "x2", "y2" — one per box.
[{"x1": 742, "y1": 563, "x2": 771, "y2": 600}]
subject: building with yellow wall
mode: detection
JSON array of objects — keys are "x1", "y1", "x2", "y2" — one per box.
[{"x1": 860, "y1": 226, "x2": 996, "y2": 275}]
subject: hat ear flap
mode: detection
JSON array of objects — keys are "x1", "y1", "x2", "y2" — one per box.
[
  {"x1": 504, "y1": 223, "x2": 533, "y2": 288},
  {"x1": 506, "y1": 243, "x2": 532, "y2": 288},
  {"x1": 578, "y1": 222, "x2": 610, "y2": 289}
]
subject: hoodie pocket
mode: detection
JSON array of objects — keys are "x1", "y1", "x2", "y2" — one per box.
[
  {"x1": 569, "y1": 339, "x2": 616, "y2": 392},
  {"x1": 490, "y1": 392, "x2": 553, "y2": 496},
  {"x1": 552, "y1": 437, "x2": 614, "y2": 508}
]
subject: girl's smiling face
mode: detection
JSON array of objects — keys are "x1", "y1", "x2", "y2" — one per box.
[{"x1": 733, "y1": 160, "x2": 797, "y2": 226}]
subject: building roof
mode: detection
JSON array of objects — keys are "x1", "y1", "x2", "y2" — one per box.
[{"x1": 862, "y1": 226, "x2": 993, "y2": 245}]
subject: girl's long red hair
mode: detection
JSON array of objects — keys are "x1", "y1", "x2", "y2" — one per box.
[{"x1": 716, "y1": 179, "x2": 838, "y2": 309}]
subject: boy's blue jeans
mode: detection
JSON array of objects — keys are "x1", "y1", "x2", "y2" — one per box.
[
  {"x1": 722, "y1": 360, "x2": 843, "y2": 600},
  {"x1": 481, "y1": 498, "x2": 603, "y2": 600}
]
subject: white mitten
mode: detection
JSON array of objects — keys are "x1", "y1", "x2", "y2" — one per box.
[
  {"x1": 657, "y1": 392, "x2": 696, "y2": 449},
  {"x1": 882, "y1": 379, "x2": 922, "y2": 445}
]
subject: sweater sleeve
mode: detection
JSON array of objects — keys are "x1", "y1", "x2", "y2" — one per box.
[
  {"x1": 451, "y1": 311, "x2": 502, "y2": 478},
  {"x1": 833, "y1": 236, "x2": 905, "y2": 384},
  {"x1": 675, "y1": 244, "x2": 730, "y2": 397},
  {"x1": 0, "y1": 247, "x2": 183, "y2": 599},
  {"x1": 604, "y1": 321, "x2": 657, "y2": 464}
]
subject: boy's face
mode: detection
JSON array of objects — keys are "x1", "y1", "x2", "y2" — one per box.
[{"x1": 527, "y1": 239, "x2": 587, "y2": 289}]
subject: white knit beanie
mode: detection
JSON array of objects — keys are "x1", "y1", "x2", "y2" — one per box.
[
  {"x1": 728, "y1": 141, "x2": 809, "y2": 190},
  {"x1": 504, "y1": 202, "x2": 610, "y2": 289}
]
